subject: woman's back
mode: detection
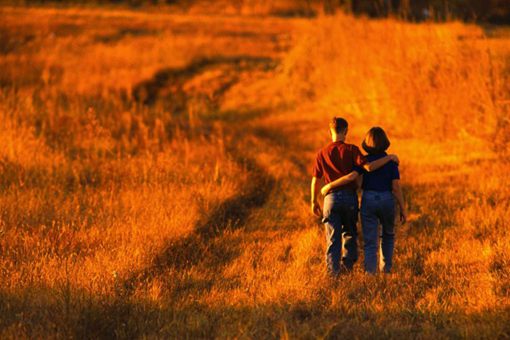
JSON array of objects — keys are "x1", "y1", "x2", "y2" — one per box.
[{"x1": 361, "y1": 152, "x2": 399, "y2": 192}]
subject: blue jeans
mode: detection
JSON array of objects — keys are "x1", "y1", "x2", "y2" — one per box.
[
  {"x1": 322, "y1": 190, "x2": 359, "y2": 275},
  {"x1": 361, "y1": 190, "x2": 395, "y2": 274}
]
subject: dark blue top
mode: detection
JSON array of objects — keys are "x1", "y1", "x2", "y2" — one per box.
[{"x1": 356, "y1": 152, "x2": 400, "y2": 192}]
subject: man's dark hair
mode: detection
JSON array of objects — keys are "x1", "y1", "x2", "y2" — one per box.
[
  {"x1": 362, "y1": 127, "x2": 390, "y2": 154},
  {"x1": 330, "y1": 117, "x2": 348, "y2": 133}
]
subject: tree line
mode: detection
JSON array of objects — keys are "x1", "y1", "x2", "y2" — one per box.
[
  {"x1": 320, "y1": 0, "x2": 510, "y2": 23},
  {"x1": 3, "y1": 0, "x2": 510, "y2": 23}
]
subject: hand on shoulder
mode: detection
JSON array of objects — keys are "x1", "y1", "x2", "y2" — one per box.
[{"x1": 388, "y1": 154, "x2": 399, "y2": 164}]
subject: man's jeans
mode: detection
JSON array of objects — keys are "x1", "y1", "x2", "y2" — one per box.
[
  {"x1": 322, "y1": 190, "x2": 359, "y2": 275},
  {"x1": 360, "y1": 190, "x2": 395, "y2": 274}
]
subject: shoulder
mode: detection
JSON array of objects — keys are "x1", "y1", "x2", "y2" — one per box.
[
  {"x1": 366, "y1": 154, "x2": 378, "y2": 162},
  {"x1": 344, "y1": 143, "x2": 361, "y2": 152},
  {"x1": 315, "y1": 145, "x2": 328, "y2": 159},
  {"x1": 367, "y1": 153, "x2": 388, "y2": 162},
  {"x1": 318, "y1": 142, "x2": 335, "y2": 154}
]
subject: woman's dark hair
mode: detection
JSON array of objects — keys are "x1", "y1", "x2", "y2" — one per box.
[{"x1": 362, "y1": 127, "x2": 390, "y2": 154}]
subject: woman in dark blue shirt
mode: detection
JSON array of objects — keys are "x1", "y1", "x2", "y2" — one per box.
[{"x1": 321, "y1": 127, "x2": 406, "y2": 274}]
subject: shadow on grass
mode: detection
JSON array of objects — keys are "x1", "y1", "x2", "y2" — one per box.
[
  {"x1": 1, "y1": 286, "x2": 509, "y2": 338},
  {"x1": 122, "y1": 153, "x2": 275, "y2": 293},
  {"x1": 132, "y1": 55, "x2": 277, "y2": 108},
  {"x1": 95, "y1": 27, "x2": 160, "y2": 44},
  {"x1": 0, "y1": 287, "x2": 160, "y2": 339}
]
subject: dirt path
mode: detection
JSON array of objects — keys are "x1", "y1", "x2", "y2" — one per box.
[{"x1": 119, "y1": 53, "x2": 313, "y2": 299}]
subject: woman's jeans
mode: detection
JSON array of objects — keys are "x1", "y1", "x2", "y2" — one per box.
[
  {"x1": 322, "y1": 190, "x2": 359, "y2": 275},
  {"x1": 361, "y1": 190, "x2": 395, "y2": 274}
]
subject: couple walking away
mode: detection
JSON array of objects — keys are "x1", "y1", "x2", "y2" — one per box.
[{"x1": 310, "y1": 117, "x2": 407, "y2": 276}]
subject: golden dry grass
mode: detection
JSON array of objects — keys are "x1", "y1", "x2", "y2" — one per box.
[{"x1": 0, "y1": 5, "x2": 509, "y2": 338}]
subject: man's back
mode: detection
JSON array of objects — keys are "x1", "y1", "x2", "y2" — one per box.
[{"x1": 312, "y1": 141, "x2": 366, "y2": 191}]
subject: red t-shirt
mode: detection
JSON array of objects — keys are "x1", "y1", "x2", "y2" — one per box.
[{"x1": 312, "y1": 141, "x2": 367, "y2": 191}]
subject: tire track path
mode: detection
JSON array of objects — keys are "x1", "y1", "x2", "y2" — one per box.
[
  {"x1": 122, "y1": 143, "x2": 276, "y2": 293},
  {"x1": 120, "y1": 57, "x2": 289, "y2": 295}
]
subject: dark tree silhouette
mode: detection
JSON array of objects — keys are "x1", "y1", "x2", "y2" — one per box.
[{"x1": 6, "y1": 0, "x2": 510, "y2": 23}]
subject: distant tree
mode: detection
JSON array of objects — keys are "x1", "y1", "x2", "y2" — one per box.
[{"x1": 322, "y1": 0, "x2": 361, "y2": 15}]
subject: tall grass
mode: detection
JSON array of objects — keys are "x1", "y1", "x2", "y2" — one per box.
[
  {"x1": 0, "y1": 6, "x2": 509, "y2": 338},
  {"x1": 283, "y1": 14, "x2": 509, "y2": 142}
]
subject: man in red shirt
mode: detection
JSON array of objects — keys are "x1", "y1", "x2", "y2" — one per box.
[{"x1": 311, "y1": 117, "x2": 398, "y2": 276}]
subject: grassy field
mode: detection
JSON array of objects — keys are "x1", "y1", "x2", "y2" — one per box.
[{"x1": 0, "y1": 5, "x2": 510, "y2": 338}]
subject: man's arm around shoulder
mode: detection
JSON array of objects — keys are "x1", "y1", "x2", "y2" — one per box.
[{"x1": 363, "y1": 154, "x2": 399, "y2": 172}]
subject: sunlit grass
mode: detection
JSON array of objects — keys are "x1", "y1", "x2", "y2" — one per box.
[{"x1": 0, "y1": 5, "x2": 509, "y2": 338}]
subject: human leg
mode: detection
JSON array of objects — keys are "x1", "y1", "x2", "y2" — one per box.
[
  {"x1": 361, "y1": 194, "x2": 379, "y2": 274},
  {"x1": 340, "y1": 193, "x2": 359, "y2": 270},
  {"x1": 322, "y1": 195, "x2": 343, "y2": 275},
  {"x1": 379, "y1": 195, "x2": 396, "y2": 273}
]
